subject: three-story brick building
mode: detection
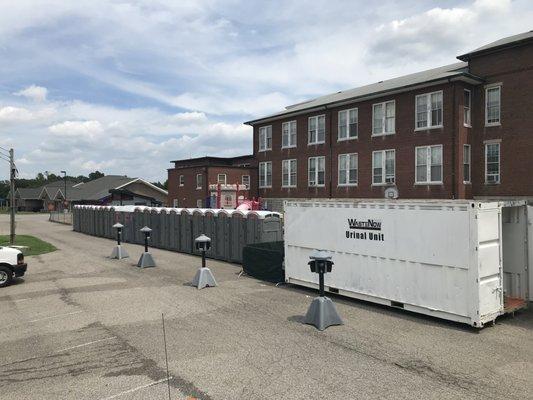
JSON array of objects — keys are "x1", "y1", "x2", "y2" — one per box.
[{"x1": 245, "y1": 31, "x2": 533, "y2": 211}]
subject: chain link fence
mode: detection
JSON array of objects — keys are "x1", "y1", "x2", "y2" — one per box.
[{"x1": 49, "y1": 211, "x2": 73, "y2": 225}]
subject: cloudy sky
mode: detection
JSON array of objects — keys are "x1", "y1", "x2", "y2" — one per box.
[{"x1": 0, "y1": 0, "x2": 531, "y2": 182}]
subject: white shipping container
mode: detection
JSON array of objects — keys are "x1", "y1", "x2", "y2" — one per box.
[{"x1": 284, "y1": 200, "x2": 530, "y2": 327}]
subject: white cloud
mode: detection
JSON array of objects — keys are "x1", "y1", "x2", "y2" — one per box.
[
  {"x1": 0, "y1": 106, "x2": 34, "y2": 121},
  {"x1": 48, "y1": 120, "x2": 104, "y2": 138},
  {"x1": 14, "y1": 85, "x2": 48, "y2": 102},
  {"x1": 0, "y1": 0, "x2": 532, "y2": 182}
]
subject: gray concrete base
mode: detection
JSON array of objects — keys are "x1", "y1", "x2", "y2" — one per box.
[
  {"x1": 137, "y1": 252, "x2": 156, "y2": 268},
  {"x1": 110, "y1": 245, "x2": 129, "y2": 259},
  {"x1": 304, "y1": 296, "x2": 343, "y2": 331},
  {"x1": 191, "y1": 267, "x2": 217, "y2": 289}
]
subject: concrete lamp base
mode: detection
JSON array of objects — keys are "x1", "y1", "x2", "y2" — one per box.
[
  {"x1": 110, "y1": 245, "x2": 129, "y2": 260},
  {"x1": 137, "y1": 252, "x2": 156, "y2": 268},
  {"x1": 191, "y1": 267, "x2": 217, "y2": 289},
  {"x1": 304, "y1": 296, "x2": 343, "y2": 331}
]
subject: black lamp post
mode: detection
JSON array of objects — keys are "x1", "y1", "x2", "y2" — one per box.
[
  {"x1": 114, "y1": 222, "x2": 123, "y2": 245},
  {"x1": 141, "y1": 226, "x2": 152, "y2": 252},
  {"x1": 110, "y1": 222, "x2": 129, "y2": 259},
  {"x1": 191, "y1": 234, "x2": 217, "y2": 289},
  {"x1": 304, "y1": 250, "x2": 343, "y2": 331}
]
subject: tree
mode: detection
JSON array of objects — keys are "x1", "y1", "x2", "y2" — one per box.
[{"x1": 88, "y1": 171, "x2": 105, "y2": 180}]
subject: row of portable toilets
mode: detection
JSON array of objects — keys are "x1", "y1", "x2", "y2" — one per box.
[{"x1": 72, "y1": 205, "x2": 284, "y2": 264}]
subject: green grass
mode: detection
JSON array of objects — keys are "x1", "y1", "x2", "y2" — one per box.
[
  {"x1": 0, "y1": 209, "x2": 37, "y2": 214},
  {"x1": 0, "y1": 235, "x2": 57, "y2": 256}
]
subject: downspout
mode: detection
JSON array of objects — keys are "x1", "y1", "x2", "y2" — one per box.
[
  {"x1": 450, "y1": 78, "x2": 457, "y2": 200},
  {"x1": 327, "y1": 108, "x2": 333, "y2": 199}
]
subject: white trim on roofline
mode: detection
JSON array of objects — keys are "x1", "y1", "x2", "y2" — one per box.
[{"x1": 115, "y1": 178, "x2": 168, "y2": 195}]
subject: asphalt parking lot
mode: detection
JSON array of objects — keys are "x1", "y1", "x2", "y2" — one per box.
[{"x1": 0, "y1": 213, "x2": 532, "y2": 400}]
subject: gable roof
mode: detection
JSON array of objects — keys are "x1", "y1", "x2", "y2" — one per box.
[
  {"x1": 16, "y1": 187, "x2": 42, "y2": 200},
  {"x1": 68, "y1": 175, "x2": 136, "y2": 201},
  {"x1": 457, "y1": 30, "x2": 533, "y2": 61},
  {"x1": 245, "y1": 62, "x2": 483, "y2": 125}
]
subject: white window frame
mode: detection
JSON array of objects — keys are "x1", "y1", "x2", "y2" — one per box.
[
  {"x1": 485, "y1": 141, "x2": 501, "y2": 184},
  {"x1": 173, "y1": 199, "x2": 178, "y2": 207},
  {"x1": 179, "y1": 175, "x2": 184, "y2": 187},
  {"x1": 372, "y1": 100, "x2": 395, "y2": 136},
  {"x1": 259, "y1": 161, "x2": 272, "y2": 188},
  {"x1": 308, "y1": 156, "x2": 325, "y2": 187},
  {"x1": 258, "y1": 125, "x2": 272, "y2": 151},
  {"x1": 196, "y1": 173, "x2": 203, "y2": 189},
  {"x1": 282, "y1": 120, "x2": 297, "y2": 149},
  {"x1": 485, "y1": 84, "x2": 501, "y2": 126},
  {"x1": 338, "y1": 153, "x2": 358, "y2": 186},
  {"x1": 241, "y1": 175, "x2": 250, "y2": 188},
  {"x1": 196, "y1": 199, "x2": 203, "y2": 208},
  {"x1": 415, "y1": 90, "x2": 443, "y2": 130},
  {"x1": 415, "y1": 145, "x2": 443, "y2": 184},
  {"x1": 372, "y1": 149, "x2": 396, "y2": 185},
  {"x1": 217, "y1": 174, "x2": 227, "y2": 185},
  {"x1": 308, "y1": 115, "x2": 326, "y2": 145},
  {"x1": 338, "y1": 108, "x2": 358, "y2": 141},
  {"x1": 282, "y1": 159, "x2": 297, "y2": 188},
  {"x1": 463, "y1": 89, "x2": 471, "y2": 127},
  {"x1": 463, "y1": 145, "x2": 471, "y2": 184}
]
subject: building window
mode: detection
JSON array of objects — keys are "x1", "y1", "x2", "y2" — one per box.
[
  {"x1": 282, "y1": 159, "x2": 297, "y2": 188},
  {"x1": 485, "y1": 142, "x2": 500, "y2": 184},
  {"x1": 464, "y1": 89, "x2": 471, "y2": 127},
  {"x1": 415, "y1": 91, "x2": 443, "y2": 129},
  {"x1": 485, "y1": 85, "x2": 501, "y2": 126},
  {"x1": 173, "y1": 199, "x2": 178, "y2": 207},
  {"x1": 372, "y1": 150, "x2": 395, "y2": 185},
  {"x1": 217, "y1": 174, "x2": 227, "y2": 185},
  {"x1": 258, "y1": 125, "x2": 272, "y2": 151},
  {"x1": 223, "y1": 195, "x2": 233, "y2": 207},
  {"x1": 196, "y1": 174, "x2": 203, "y2": 189},
  {"x1": 308, "y1": 115, "x2": 325, "y2": 144},
  {"x1": 308, "y1": 156, "x2": 325, "y2": 187},
  {"x1": 415, "y1": 145, "x2": 443, "y2": 184},
  {"x1": 338, "y1": 108, "x2": 358, "y2": 140},
  {"x1": 259, "y1": 162, "x2": 272, "y2": 188},
  {"x1": 372, "y1": 100, "x2": 395, "y2": 136},
  {"x1": 282, "y1": 121, "x2": 297, "y2": 148},
  {"x1": 179, "y1": 175, "x2": 184, "y2": 187},
  {"x1": 338, "y1": 153, "x2": 358, "y2": 186},
  {"x1": 241, "y1": 175, "x2": 250, "y2": 188},
  {"x1": 463, "y1": 145, "x2": 471, "y2": 183},
  {"x1": 196, "y1": 199, "x2": 203, "y2": 208}
]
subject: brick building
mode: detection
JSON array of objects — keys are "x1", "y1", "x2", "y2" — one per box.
[
  {"x1": 167, "y1": 155, "x2": 256, "y2": 208},
  {"x1": 245, "y1": 31, "x2": 533, "y2": 211}
]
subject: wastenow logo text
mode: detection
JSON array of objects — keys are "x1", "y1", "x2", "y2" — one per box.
[{"x1": 347, "y1": 219, "x2": 382, "y2": 231}]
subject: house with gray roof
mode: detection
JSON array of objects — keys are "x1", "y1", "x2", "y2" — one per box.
[{"x1": 15, "y1": 175, "x2": 168, "y2": 211}]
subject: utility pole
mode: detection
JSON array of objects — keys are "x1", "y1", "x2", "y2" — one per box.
[
  {"x1": 9, "y1": 148, "x2": 15, "y2": 245},
  {"x1": 61, "y1": 170, "x2": 67, "y2": 211}
]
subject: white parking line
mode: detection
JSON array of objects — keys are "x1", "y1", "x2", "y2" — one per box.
[
  {"x1": 100, "y1": 377, "x2": 172, "y2": 400},
  {"x1": 0, "y1": 336, "x2": 118, "y2": 367},
  {"x1": 56, "y1": 336, "x2": 117, "y2": 353},
  {"x1": 28, "y1": 310, "x2": 83, "y2": 323}
]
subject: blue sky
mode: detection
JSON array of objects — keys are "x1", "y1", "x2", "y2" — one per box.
[{"x1": 0, "y1": 0, "x2": 532, "y2": 182}]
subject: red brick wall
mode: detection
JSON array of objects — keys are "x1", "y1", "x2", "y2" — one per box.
[
  {"x1": 253, "y1": 42, "x2": 533, "y2": 202},
  {"x1": 468, "y1": 45, "x2": 533, "y2": 197},
  {"x1": 167, "y1": 166, "x2": 208, "y2": 208},
  {"x1": 168, "y1": 165, "x2": 257, "y2": 208},
  {"x1": 255, "y1": 82, "x2": 462, "y2": 200}
]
